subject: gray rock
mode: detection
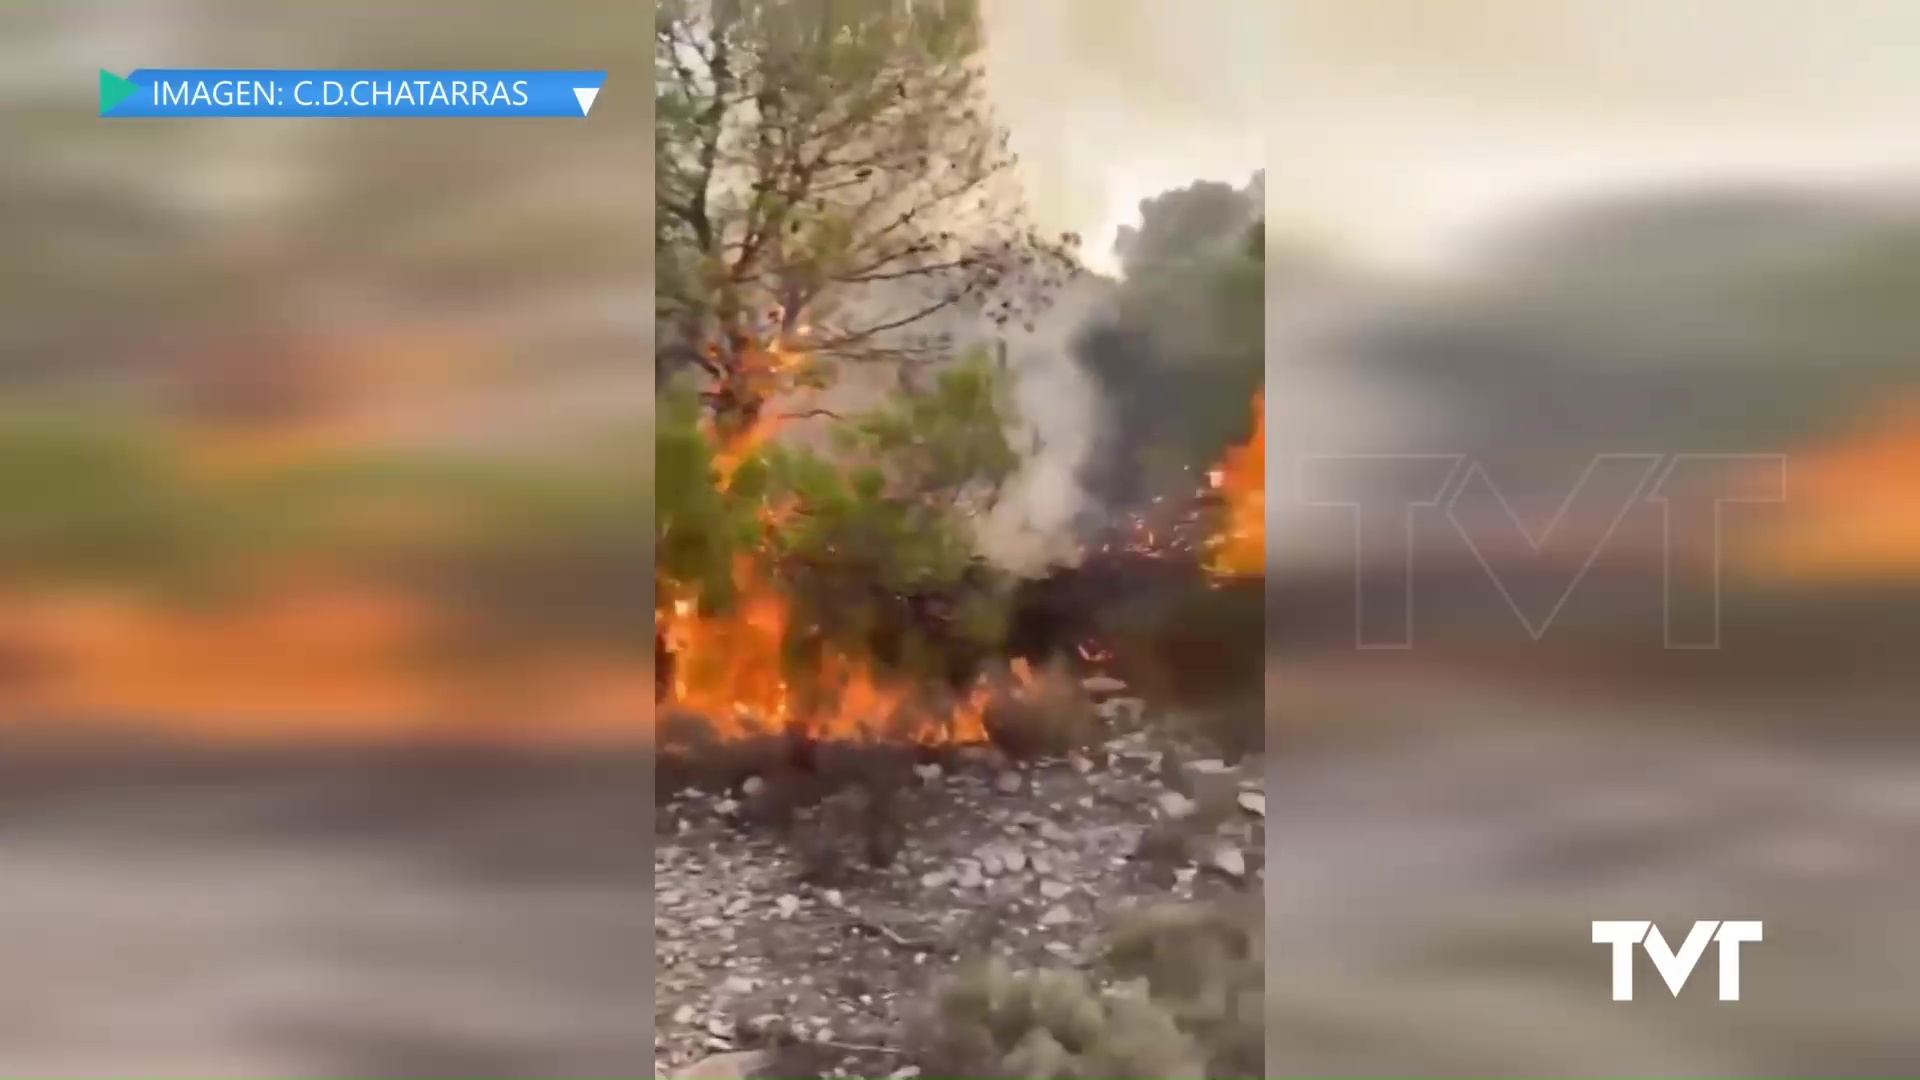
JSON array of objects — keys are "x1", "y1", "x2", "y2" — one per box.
[
  {"x1": 1040, "y1": 904, "x2": 1075, "y2": 926},
  {"x1": 1156, "y1": 791, "x2": 1197, "y2": 819},
  {"x1": 1082, "y1": 675, "x2": 1128, "y2": 695},
  {"x1": 1208, "y1": 843, "x2": 1247, "y2": 879}
]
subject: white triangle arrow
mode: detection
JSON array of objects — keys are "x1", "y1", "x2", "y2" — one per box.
[{"x1": 573, "y1": 87, "x2": 599, "y2": 115}]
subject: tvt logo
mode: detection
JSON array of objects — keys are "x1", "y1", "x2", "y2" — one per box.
[{"x1": 1592, "y1": 920, "x2": 1763, "y2": 1001}]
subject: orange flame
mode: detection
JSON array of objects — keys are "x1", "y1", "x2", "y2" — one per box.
[
  {"x1": 1207, "y1": 390, "x2": 1266, "y2": 576},
  {"x1": 657, "y1": 557, "x2": 996, "y2": 744},
  {"x1": 655, "y1": 334, "x2": 1003, "y2": 745}
]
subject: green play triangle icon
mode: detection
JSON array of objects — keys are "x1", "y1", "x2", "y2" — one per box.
[{"x1": 99, "y1": 70, "x2": 142, "y2": 113}]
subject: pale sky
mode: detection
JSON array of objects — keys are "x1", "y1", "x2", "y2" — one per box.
[{"x1": 982, "y1": 0, "x2": 1920, "y2": 275}]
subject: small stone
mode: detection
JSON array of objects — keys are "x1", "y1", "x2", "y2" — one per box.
[
  {"x1": 955, "y1": 859, "x2": 985, "y2": 888},
  {"x1": 1067, "y1": 751, "x2": 1095, "y2": 774},
  {"x1": 714, "y1": 798, "x2": 741, "y2": 815},
  {"x1": 1044, "y1": 940, "x2": 1074, "y2": 957},
  {"x1": 1082, "y1": 675, "x2": 1127, "y2": 694},
  {"x1": 1038, "y1": 821, "x2": 1073, "y2": 843},
  {"x1": 887, "y1": 1068, "x2": 922, "y2": 1080},
  {"x1": 1040, "y1": 904, "x2": 1074, "y2": 926},
  {"x1": 1187, "y1": 758, "x2": 1231, "y2": 775},
  {"x1": 996, "y1": 771, "x2": 1024, "y2": 794},
  {"x1": 921, "y1": 869, "x2": 953, "y2": 889},
  {"x1": 823, "y1": 888, "x2": 844, "y2": 908},
  {"x1": 913, "y1": 763, "x2": 943, "y2": 784},
  {"x1": 721, "y1": 974, "x2": 757, "y2": 996},
  {"x1": 978, "y1": 849, "x2": 1005, "y2": 875},
  {"x1": 673, "y1": 1004, "x2": 697, "y2": 1025},
  {"x1": 1209, "y1": 844, "x2": 1247, "y2": 879},
  {"x1": 1237, "y1": 792, "x2": 1266, "y2": 817},
  {"x1": 1030, "y1": 852, "x2": 1054, "y2": 875},
  {"x1": 1003, "y1": 849, "x2": 1028, "y2": 873},
  {"x1": 707, "y1": 1016, "x2": 735, "y2": 1039},
  {"x1": 1174, "y1": 867, "x2": 1197, "y2": 887},
  {"x1": 741, "y1": 776, "x2": 766, "y2": 797},
  {"x1": 1039, "y1": 880, "x2": 1073, "y2": 900},
  {"x1": 776, "y1": 894, "x2": 801, "y2": 918},
  {"x1": 1156, "y1": 791, "x2": 1196, "y2": 819}
]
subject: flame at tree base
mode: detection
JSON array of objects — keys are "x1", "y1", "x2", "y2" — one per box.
[
  {"x1": 655, "y1": 352, "x2": 1018, "y2": 747},
  {"x1": 657, "y1": 557, "x2": 1004, "y2": 746}
]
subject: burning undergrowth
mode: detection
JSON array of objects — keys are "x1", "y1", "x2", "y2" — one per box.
[
  {"x1": 655, "y1": 334, "x2": 1093, "y2": 787},
  {"x1": 654, "y1": 331, "x2": 1265, "y2": 803}
]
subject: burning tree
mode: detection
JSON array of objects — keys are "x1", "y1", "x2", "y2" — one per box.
[
  {"x1": 655, "y1": 348, "x2": 1026, "y2": 743},
  {"x1": 655, "y1": 0, "x2": 1078, "y2": 440},
  {"x1": 654, "y1": 0, "x2": 1089, "y2": 745}
]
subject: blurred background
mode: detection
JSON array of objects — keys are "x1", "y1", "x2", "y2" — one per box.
[
  {"x1": 1249, "y1": 3, "x2": 1920, "y2": 1076},
  {"x1": 0, "y1": 1, "x2": 650, "y2": 741},
  {"x1": 0, "y1": 2, "x2": 651, "y2": 1076}
]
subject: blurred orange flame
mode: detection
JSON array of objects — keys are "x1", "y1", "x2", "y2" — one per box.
[
  {"x1": 1737, "y1": 394, "x2": 1920, "y2": 582},
  {"x1": 1208, "y1": 389, "x2": 1266, "y2": 577}
]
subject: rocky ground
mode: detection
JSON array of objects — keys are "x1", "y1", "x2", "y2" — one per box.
[
  {"x1": 5, "y1": 666, "x2": 1913, "y2": 1078},
  {"x1": 652, "y1": 678, "x2": 1267, "y2": 1080}
]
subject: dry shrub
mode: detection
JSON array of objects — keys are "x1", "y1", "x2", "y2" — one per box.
[
  {"x1": 913, "y1": 957, "x2": 1206, "y2": 1079},
  {"x1": 1103, "y1": 899, "x2": 1265, "y2": 1079},
  {"x1": 982, "y1": 659, "x2": 1100, "y2": 760},
  {"x1": 914, "y1": 899, "x2": 1265, "y2": 1079}
]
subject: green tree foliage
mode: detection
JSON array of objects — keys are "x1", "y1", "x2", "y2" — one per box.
[
  {"x1": 656, "y1": 349, "x2": 1022, "y2": 687},
  {"x1": 655, "y1": 0, "x2": 1078, "y2": 436}
]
